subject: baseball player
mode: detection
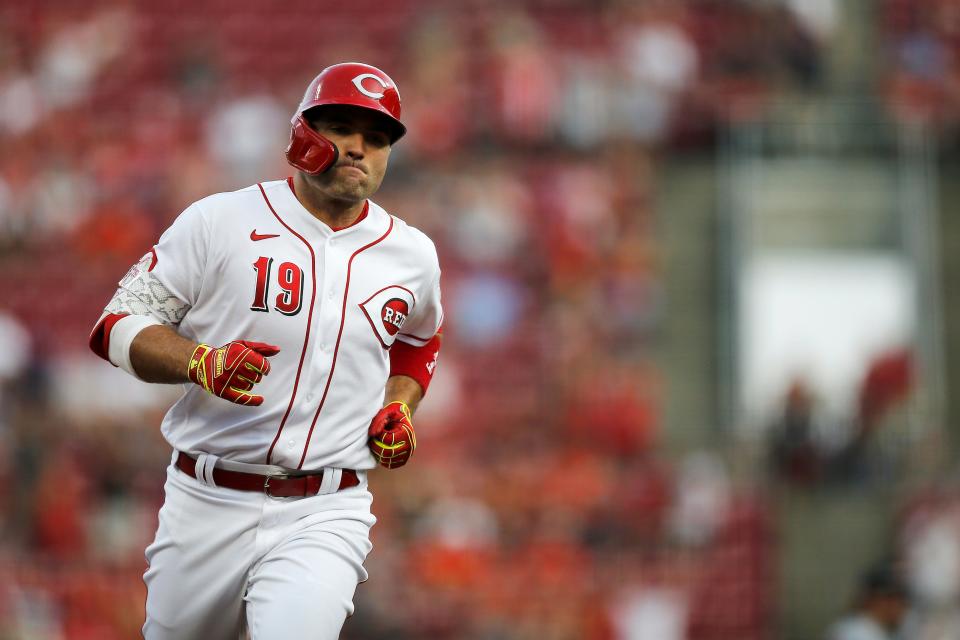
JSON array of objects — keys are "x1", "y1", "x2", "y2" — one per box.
[{"x1": 88, "y1": 62, "x2": 442, "y2": 639}]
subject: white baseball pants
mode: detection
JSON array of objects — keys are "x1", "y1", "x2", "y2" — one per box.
[{"x1": 142, "y1": 460, "x2": 375, "y2": 640}]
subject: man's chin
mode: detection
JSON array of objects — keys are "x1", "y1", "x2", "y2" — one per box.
[
  {"x1": 307, "y1": 174, "x2": 376, "y2": 203},
  {"x1": 329, "y1": 186, "x2": 368, "y2": 205}
]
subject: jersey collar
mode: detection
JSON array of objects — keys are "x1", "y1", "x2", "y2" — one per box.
[
  {"x1": 261, "y1": 178, "x2": 388, "y2": 246},
  {"x1": 285, "y1": 176, "x2": 370, "y2": 233}
]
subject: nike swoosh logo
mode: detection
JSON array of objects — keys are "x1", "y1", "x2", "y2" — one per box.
[{"x1": 250, "y1": 230, "x2": 280, "y2": 241}]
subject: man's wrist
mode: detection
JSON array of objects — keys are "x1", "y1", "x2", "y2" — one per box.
[
  {"x1": 128, "y1": 325, "x2": 201, "y2": 384},
  {"x1": 384, "y1": 375, "x2": 423, "y2": 413},
  {"x1": 187, "y1": 343, "x2": 214, "y2": 391}
]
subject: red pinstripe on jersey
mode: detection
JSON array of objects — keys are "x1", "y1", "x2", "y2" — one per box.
[
  {"x1": 258, "y1": 182, "x2": 319, "y2": 465},
  {"x1": 298, "y1": 217, "x2": 395, "y2": 469}
]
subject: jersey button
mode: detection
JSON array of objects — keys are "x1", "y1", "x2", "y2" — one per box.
[{"x1": 287, "y1": 439, "x2": 295, "y2": 449}]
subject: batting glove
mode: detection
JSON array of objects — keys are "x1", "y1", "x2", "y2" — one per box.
[
  {"x1": 187, "y1": 340, "x2": 280, "y2": 406},
  {"x1": 368, "y1": 401, "x2": 417, "y2": 469}
]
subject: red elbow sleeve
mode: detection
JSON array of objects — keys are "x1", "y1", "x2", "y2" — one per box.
[
  {"x1": 390, "y1": 333, "x2": 441, "y2": 395},
  {"x1": 88, "y1": 313, "x2": 129, "y2": 363}
]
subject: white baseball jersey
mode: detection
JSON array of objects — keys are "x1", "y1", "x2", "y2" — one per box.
[{"x1": 132, "y1": 178, "x2": 442, "y2": 471}]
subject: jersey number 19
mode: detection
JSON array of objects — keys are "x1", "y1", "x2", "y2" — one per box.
[{"x1": 251, "y1": 256, "x2": 304, "y2": 316}]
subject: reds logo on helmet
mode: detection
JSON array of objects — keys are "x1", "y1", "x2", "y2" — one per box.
[
  {"x1": 351, "y1": 73, "x2": 389, "y2": 100},
  {"x1": 359, "y1": 285, "x2": 416, "y2": 349}
]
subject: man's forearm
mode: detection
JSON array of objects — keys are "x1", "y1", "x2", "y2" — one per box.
[
  {"x1": 384, "y1": 375, "x2": 424, "y2": 413},
  {"x1": 130, "y1": 324, "x2": 198, "y2": 383}
]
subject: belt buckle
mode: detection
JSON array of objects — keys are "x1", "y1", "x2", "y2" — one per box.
[{"x1": 263, "y1": 472, "x2": 290, "y2": 497}]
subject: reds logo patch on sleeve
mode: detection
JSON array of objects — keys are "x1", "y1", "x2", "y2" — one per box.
[{"x1": 359, "y1": 285, "x2": 416, "y2": 349}]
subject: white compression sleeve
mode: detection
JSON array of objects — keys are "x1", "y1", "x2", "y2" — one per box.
[{"x1": 107, "y1": 314, "x2": 162, "y2": 378}]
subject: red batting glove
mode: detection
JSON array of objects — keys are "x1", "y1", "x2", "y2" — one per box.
[
  {"x1": 187, "y1": 340, "x2": 280, "y2": 406},
  {"x1": 368, "y1": 401, "x2": 417, "y2": 469}
]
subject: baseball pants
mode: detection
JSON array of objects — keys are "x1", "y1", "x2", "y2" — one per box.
[{"x1": 142, "y1": 458, "x2": 375, "y2": 640}]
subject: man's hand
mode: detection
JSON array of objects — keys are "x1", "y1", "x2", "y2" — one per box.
[
  {"x1": 368, "y1": 401, "x2": 417, "y2": 469},
  {"x1": 187, "y1": 340, "x2": 280, "y2": 406}
]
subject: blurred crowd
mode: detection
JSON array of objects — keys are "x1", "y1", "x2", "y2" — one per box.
[
  {"x1": 0, "y1": 0, "x2": 947, "y2": 638},
  {"x1": 883, "y1": 0, "x2": 960, "y2": 130}
]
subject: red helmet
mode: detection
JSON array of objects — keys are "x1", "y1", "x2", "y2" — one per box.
[{"x1": 285, "y1": 62, "x2": 406, "y2": 175}]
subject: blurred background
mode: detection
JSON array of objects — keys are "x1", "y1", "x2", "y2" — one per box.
[{"x1": 0, "y1": 0, "x2": 958, "y2": 638}]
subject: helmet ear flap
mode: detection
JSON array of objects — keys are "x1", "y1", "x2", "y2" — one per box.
[{"x1": 285, "y1": 115, "x2": 339, "y2": 175}]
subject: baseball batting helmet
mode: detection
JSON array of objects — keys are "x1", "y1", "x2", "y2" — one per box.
[{"x1": 286, "y1": 62, "x2": 406, "y2": 175}]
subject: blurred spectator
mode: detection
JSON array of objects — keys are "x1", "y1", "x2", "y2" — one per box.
[
  {"x1": 903, "y1": 505, "x2": 960, "y2": 609},
  {"x1": 401, "y1": 11, "x2": 472, "y2": 157},
  {"x1": 610, "y1": 585, "x2": 688, "y2": 640},
  {"x1": 485, "y1": 9, "x2": 560, "y2": 143},
  {"x1": 0, "y1": 312, "x2": 29, "y2": 380},
  {"x1": 204, "y1": 88, "x2": 288, "y2": 186},
  {"x1": 37, "y1": 8, "x2": 132, "y2": 110},
  {"x1": 611, "y1": 3, "x2": 699, "y2": 144},
  {"x1": 769, "y1": 379, "x2": 826, "y2": 486},
  {"x1": 786, "y1": 0, "x2": 840, "y2": 43},
  {"x1": 827, "y1": 348, "x2": 914, "y2": 485},
  {"x1": 898, "y1": 495, "x2": 960, "y2": 639},
  {"x1": 825, "y1": 562, "x2": 909, "y2": 640},
  {"x1": 858, "y1": 348, "x2": 914, "y2": 436},
  {"x1": 667, "y1": 451, "x2": 732, "y2": 548}
]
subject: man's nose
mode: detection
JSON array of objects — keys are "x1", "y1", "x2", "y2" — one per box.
[{"x1": 342, "y1": 132, "x2": 365, "y2": 159}]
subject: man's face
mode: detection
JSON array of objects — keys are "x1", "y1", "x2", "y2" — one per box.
[{"x1": 304, "y1": 105, "x2": 393, "y2": 203}]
